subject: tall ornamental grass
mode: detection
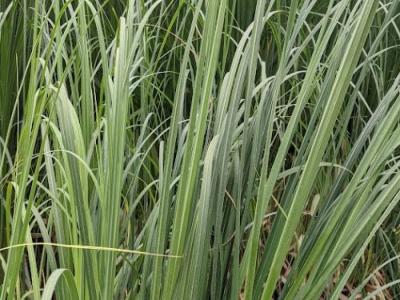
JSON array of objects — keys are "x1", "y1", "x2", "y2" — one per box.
[{"x1": 1, "y1": 0, "x2": 400, "y2": 299}]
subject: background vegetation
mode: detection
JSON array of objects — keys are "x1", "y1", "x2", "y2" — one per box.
[{"x1": 0, "y1": 0, "x2": 400, "y2": 299}]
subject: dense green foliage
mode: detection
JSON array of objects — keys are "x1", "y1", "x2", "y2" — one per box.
[{"x1": 1, "y1": 0, "x2": 400, "y2": 299}]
